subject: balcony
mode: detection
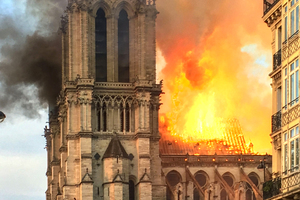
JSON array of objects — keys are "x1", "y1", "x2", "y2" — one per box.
[
  {"x1": 273, "y1": 49, "x2": 281, "y2": 71},
  {"x1": 263, "y1": 0, "x2": 280, "y2": 16},
  {"x1": 271, "y1": 110, "x2": 281, "y2": 133},
  {"x1": 263, "y1": 177, "x2": 281, "y2": 199},
  {"x1": 282, "y1": 171, "x2": 300, "y2": 192}
]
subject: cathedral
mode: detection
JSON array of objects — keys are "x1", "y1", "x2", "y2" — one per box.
[{"x1": 44, "y1": 0, "x2": 271, "y2": 200}]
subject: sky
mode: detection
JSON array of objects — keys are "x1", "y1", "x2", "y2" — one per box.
[
  {"x1": 0, "y1": 0, "x2": 272, "y2": 199},
  {"x1": 0, "y1": 0, "x2": 57, "y2": 199}
]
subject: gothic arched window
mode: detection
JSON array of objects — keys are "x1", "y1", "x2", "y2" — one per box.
[
  {"x1": 129, "y1": 180, "x2": 135, "y2": 200},
  {"x1": 95, "y1": 8, "x2": 107, "y2": 82},
  {"x1": 125, "y1": 103, "x2": 130, "y2": 132},
  {"x1": 195, "y1": 171, "x2": 208, "y2": 187},
  {"x1": 118, "y1": 9, "x2": 129, "y2": 82},
  {"x1": 120, "y1": 103, "x2": 124, "y2": 131},
  {"x1": 220, "y1": 189, "x2": 228, "y2": 200},
  {"x1": 245, "y1": 182, "x2": 256, "y2": 200},
  {"x1": 102, "y1": 102, "x2": 107, "y2": 131},
  {"x1": 97, "y1": 103, "x2": 101, "y2": 131},
  {"x1": 222, "y1": 173, "x2": 234, "y2": 188},
  {"x1": 166, "y1": 170, "x2": 181, "y2": 186},
  {"x1": 248, "y1": 173, "x2": 259, "y2": 187},
  {"x1": 166, "y1": 170, "x2": 182, "y2": 200},
  {"x1": 194, "y1": 189, "x2": 200, "y2": 200}
]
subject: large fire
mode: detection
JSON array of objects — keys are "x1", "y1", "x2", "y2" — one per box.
[
  {"x1": 156, "y1": 1, "x2": 272, "y2": 154},
  {"x1": 159, "y1": 68, "x2": 254, "y2": 155}
]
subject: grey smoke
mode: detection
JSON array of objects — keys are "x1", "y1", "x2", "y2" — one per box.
[{"x1": 0, "y1": 0, "x2": 66, "y2": 118}]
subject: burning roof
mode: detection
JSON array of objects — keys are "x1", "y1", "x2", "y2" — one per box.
[{"x1": 160, "y1": 118, "x2": 254, "y2": 155}]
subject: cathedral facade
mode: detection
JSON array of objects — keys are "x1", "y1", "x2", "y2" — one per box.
[
  {"x1": 44, "y1": 0, "x2": 271, "y2": 200},
  {"x1": 45, "y1": 0, "x2": 164, "y2": 199}
]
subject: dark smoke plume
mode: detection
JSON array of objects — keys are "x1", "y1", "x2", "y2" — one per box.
[{"x1": 0, "y1": 0, "x2": 66, "y2": 118}]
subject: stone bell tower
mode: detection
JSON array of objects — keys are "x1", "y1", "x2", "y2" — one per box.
[{"x1": 44, "y1": 0, "x2": 165, "y2": 199}]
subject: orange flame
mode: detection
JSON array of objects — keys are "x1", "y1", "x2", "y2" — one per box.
[{"x1": 156, "y1": 1, "x2": 272, "y2": 154}]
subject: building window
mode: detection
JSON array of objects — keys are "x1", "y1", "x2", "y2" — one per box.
[
  {"x1": 284, "y1": 143, "x2": 288, "y2": 173},
  {"x1": 222, "y1": 173, "x2": 234, "y2": 188},
  {"x1": 248, "y1": 173, "x2": 259, "y2": 187},
  {"x1": 245, "y1": 183, "x2": 256, "y2": 200},
  {"x1": 95, "y1": 8, "x2": 107, "y2": 82},
  {"x1": 166, "y1": 171, "x2": 182, "y2": 200},
  {"x1": 166, "y1": 171, "x2": 181, "y2": 186},
  {"x1": 118, "y1": 9, "x2": 130, "y2": 82},
  {"x1": 290, "y1": 126, "x2": 299, "y2": 171},
  {"x1": 289, "y1": 59, "x2": 299, "y2": 106},
  {"x1": 96, "y1": 102, "x2": 108, "y2": 132},
  {"x1": 284, "y1": 126, "x2": 300, "y2": 174},
  {"x1": 285, "y1": 16, "x2": 288, "y2": 41},
  {"x1": 120, "y1": 103, "x2": 130, "y2": 132},
  {"x1": 97, "y1": 103, "x2": 101, "y2": 131},
  {"x1": 194, "y1": 189, "x2": 201, "y2": 200},
  {"x1": 125, "y1": 103, "x2": 130, "y2": 132},
  {"x1": 195, "y1": 172, "x2": 207, "y2": 187},
  {"x1": 285, "y1": 78, "x2": 288, "y2": 109},
  {"x1": 291, "y1": 5, "x2": 299, "y2": 36},
  {"x1": 284, "y1": 60, "x2": 300, "y2": 109},
  {"x1": 297, "y1": 6, "x2": 299, "y2": 31},
  {"x1": 120, "y1": 103, "x2": 124, "y2": 131},
  {"x1": 103, "y1": 103, "x2": 107, "y2": 132},
  {"x1": 129, "y1": 180, "x2": 135, "y2": 200},
  {"x1": 291, "y1": 9, "x2": 295, "y2": 35},
  {"x1": 220, "y1": 189, "x2": 228, "y2": 200}
]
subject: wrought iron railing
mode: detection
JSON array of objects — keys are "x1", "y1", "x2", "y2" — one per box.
[
  {"x1": 283, "y1": 40, "x2": 287, "y2": 45},
  {"x1": 289, "y1": 30, "x2": 299, "y2": 40},
  {"x1": 273, "y1": 49, "x2": 281, "y2": 70},
  {"x1": 289, "y1": 97, "x2": 299, "y2": 106},
  {"x1": 263, "y1": 177, "x2": 281, "y2": 199},
  {"x1": 271, "y1": 110, "x2": 281, "y2": 133},
  {"x1": 263, "y1": 0, "x2": 280, "y2": 15}
]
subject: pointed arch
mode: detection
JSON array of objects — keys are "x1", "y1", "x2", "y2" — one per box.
[
  {"x1": 120, "y1": 103, "x2": 124, "y2": 131},
  {"x1": 102, "y1": 102, "x2": 107, "y2": 132},
  {"x1": 194, "y1": 170, "x2": 210, "y2": 188},
  {"x1": 220, "y1": 188, "x2": 228, "y2": 200},
  {"x1": 95, "y1": 7, "x2": 107, "y2": 82},
  {"x1": 91, "y1": 1, "x2": 112, "y2": 18},
  {"x1": 118, "y1": 9, "x2": 129, "y2": 82},
  {"x1": 125, "y1": 103, "x2": 130, "y2": 132},
  {"x1": 166, "y1": 170, "x2": 182, "y2": 186},
  {"x1": 247, "y1": 172, "x2": 260, "y2": 187},
  {"x1": 245, "y1": 182, "x2": 256, "y2": 200},
  {"x1": 194, "y1": 188, "x2": 201, "y2": 200},
  {"x1": 129, "y1": 175, "x2": 137, "y2": 200},
  {"x1": 97, "y1": 102, "x2": 101, "y2": 131},
  {"x1": 222, "y1": 172, "x2": 235, "y2": 188},
  {"x1": 114, "y1": 1, "x2": 135, "y2": 19}
]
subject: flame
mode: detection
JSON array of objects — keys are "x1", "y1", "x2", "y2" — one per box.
[{"x1": 156, "y1": 1, "x2": 272, "y2": 154}]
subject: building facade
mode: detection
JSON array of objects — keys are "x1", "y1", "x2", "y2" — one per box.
[
  {"x1": 263, "y1": 0, "x2": 300, "y2": 199},
  {"x1": 161, "y1": 153, "x2": 271, "y2": 200},
  {"x1": 44, "y1": 0, "x2": 165, "y2": 199},
  {"x1": 43, "y1": 0, "x2": 272, "y2": 199}
]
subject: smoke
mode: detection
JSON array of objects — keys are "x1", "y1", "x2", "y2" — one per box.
[
  {"x1": 0, "y1": 0, "x2": 66, "y2": 118},
  {"x1": 0, "y1": 0, "x2": 272, "y2": 151},
  {"x1": 156, "y1": 0, "x2": 272, "y2": 153}
]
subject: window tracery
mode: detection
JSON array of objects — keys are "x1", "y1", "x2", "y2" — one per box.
[{"x1": 94, "y1": 94, "x2": 135, "y2": 133}]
